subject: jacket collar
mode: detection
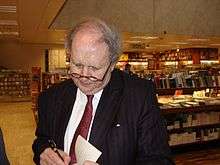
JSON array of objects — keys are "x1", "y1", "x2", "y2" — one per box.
[
  {"x1": 55, "y1": 79, "x2": 77, "y2": 148},
  {"x1": 89, "y1": 69, "x2": 124, "y2": 150}
]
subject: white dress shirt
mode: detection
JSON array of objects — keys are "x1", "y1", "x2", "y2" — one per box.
[{"x1": 64, "y1": 88, "x2": 103, "y2": 154}]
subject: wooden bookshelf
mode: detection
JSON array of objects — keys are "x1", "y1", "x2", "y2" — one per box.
[
  {"x1": 171, "y1": 138, "x2": 220, "y2": 148},
  {"x1": 168, "y1": 123, "x2": 220, "y2": 134},
  {"x1": 162, "y1": 104, "x2": 220, "y2": 147},
  {"x1": 161, "y1": 105, "x2": 220, "y2": 114},
  {"x1": 157, "y1": 87, "x2": 220, "y2": 95},
  {"x1": 0, "y1": 70, "x2": 31, "y2": 102},
  {"x1": 31, "y1": 67, "x2": 41, "y2": 123}
]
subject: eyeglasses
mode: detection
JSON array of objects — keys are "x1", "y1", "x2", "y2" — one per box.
[{"x1": 69, "y1": 63, "x2": 111, "y2": 82}]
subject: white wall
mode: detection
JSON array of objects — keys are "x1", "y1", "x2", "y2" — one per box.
[{"x1": 0, "y1": 40, "x2": 64, "y2": 73}]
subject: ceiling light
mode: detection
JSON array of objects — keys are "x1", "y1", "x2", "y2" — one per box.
[
  {"x1": 209, "y1": 43, "x2": 220, "y2": 46},
  {"x1": 164, "y1": 61, "x2": 178, "y2": 65},
  {"x1": 145, "y1": 46, "x2": 155, "y2": 49},
  {"x1": 169, "y1": 42, "x2": 189, "y2": 45},
  {"x1": 0, "y1": 31, "x2": 19, "y2": 35},
  {"x1": 124, "y1": 40, "x2": 141, "y2": 43},
  {"x1": 201, "y1": 60, "x2": 219, "y2": 64},
  {"x1": 0, "y1": 5, "x2": 16, "y2": 13},
  {"x1": 187, "y1": 38, "x2": 209, "y2": 42},
  {"x1": 0, "y1": 20, "x2": 18, "y2": 26},
  {"x1": 131, "y1": 36, "x2": 159, "y2": 40},
  {"x1": 143, "y1": 36, "x2": 159, "y2": 40},
  {"x1": 129, "y1": 62, "x2": 148, "y2": 65},
  {"x1": 154, "y1": 44, "x2": 171, "y2": 47},
  {"x1": 192, "y1": 45, "x2": 208, "y2": 48}
]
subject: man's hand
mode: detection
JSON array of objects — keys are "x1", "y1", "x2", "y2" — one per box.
[
  {"x1": 73, "y1": 160, "x2": 99, "y2": 165},
  {"x1": 40, "y1": 148, "x2": 71, "y2": 165}
]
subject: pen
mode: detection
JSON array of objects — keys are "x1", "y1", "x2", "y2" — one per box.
[{"x1": 48, "y1": 139, "x2": 64, "y2": 162}]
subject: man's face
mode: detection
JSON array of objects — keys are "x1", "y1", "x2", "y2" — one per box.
[{"x1": 70, "y1": 30, "x2": 114, "y2": 95}]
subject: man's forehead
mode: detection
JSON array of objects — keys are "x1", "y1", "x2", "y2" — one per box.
[
  {"x1": 75, "y1": 28, "x2": 102, "y2": 39},
  {"x1": 72, "y1": 29, "x2": 105, "y2": 47}
]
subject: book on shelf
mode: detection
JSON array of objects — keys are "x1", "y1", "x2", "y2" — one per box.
[
  {"x1": 169, "y1": 128, "x2": 220, "y2": 146},
  {"x1": 170, "y1": 112, "x2": 219, "y2": 126},
  {"x1": 0, "y1": 70, "x2": 30, "y2": 98},
  {"x1": 153, "y1": 71, "x2": 220, "y2": 89}
]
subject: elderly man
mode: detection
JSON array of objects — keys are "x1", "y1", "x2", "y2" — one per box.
[{"x1": 32, "y1": 18, "x2": 173, "y2": 165}]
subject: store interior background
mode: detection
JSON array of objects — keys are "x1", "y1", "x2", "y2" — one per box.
[
  {"x1": 0, "y1": 0, "x2": 220, "y2": 164},
  {"x1": 0, "y1": 0, "x2": 219, "y2": 72}
]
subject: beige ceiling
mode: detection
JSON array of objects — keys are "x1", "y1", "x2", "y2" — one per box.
[
  {"x1": 0, "y1": 0, "x2": 220, "y2": 53},
  {"x1": 0, "y1": 0, "x2": 66, "y2": 44},
  {"x1": 0, "y1": 0, "x2": 18, "y2": 40}
]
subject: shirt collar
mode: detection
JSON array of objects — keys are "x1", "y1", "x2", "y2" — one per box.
[{"x1": 77, "y1": 88, "x2": 103, "y2": 101}]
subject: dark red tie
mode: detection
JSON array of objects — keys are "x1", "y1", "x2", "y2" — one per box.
[{"x1": 69, "y1": 95, "x2": 94, "y2": 164}]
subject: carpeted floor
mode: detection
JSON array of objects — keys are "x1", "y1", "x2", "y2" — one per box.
[{"x1": 0, "y1": 102, "x2": 35, "y2": 165}]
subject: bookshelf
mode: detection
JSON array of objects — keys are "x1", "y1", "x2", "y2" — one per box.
[
  {"x1": 42, "y1": 72, "x2": 69, "y2": 91},
  {"x1": 42, "y1": 73, "x2": 60, "y2": 91},
  {"x1": 161, "y1": 105, "x2": 220, "y2": 114},
  {"x1": 118, "y1": 48, "x2": 220, "y2": 149},
  {"x1": 0, "y1": 70, "x2": 30, "y2": 102},
  {"x1": 31, "y1": 71, "x2": 69, "y2": 122},
  {"x1": 31, "y1": 67, "x2": 41, "y2": 123},
  {"x1": 159, "y1": 48, "x2": 219, "y2": 69},
  {"x1": 157, "y1": 87, "x2": 220, "y2": 96},
  {"x1": 161, "y1": 102, "x2": 220, "y2": 147}
]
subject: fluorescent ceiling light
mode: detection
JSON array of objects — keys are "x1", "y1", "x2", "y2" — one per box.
[
  {"x1": 154, "y1": 44, "x2": 171, "y2": 47},
  {"x1": 124, "y1": 40, "x2": 141, "y2": 43},
  {"x1": 0, "y1": 5, "x2": 16, "y2": 13},
  {"x1": 0, "y1": 20, "x2": 18, "y2": 26},
  {"x1": 201, "y1": 60, "x2": 219, "y2": 64},
  {"x1": 131, "y1": 36, "x2": 159, "y2": 40},
  {"x1": 169, "y1": 42, "x2": 189, "y2": 45},
  {"x1": 0, "y1": 31, "x2": 19, "y2": 35},
  {"x1": 187, "y1": 38, "x2": 209, "y2": 42},
  {"x1": 192, "y1": 45, "x2": 208, "y2": 48},
  {"x1": 209, "y1": 43, "x2": 220, "y2": 46},
  {"x1": 129, "y1": 62, "x2": 148, "y2": 65},
  {"x1": 145, "y1": 46, "x2": 155, "y2": 49},
  {"x1": 164, "y1": 61, "x2": 178, "y2": 65}
]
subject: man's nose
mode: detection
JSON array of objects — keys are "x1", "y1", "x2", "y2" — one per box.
[{"x1": 80, "y1": 67, "x2": 90, "y2": 77}]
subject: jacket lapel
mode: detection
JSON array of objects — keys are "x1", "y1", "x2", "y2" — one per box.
[
  {"x1": 54, "y1": 80, "x2": 77, "y2": 149},
  {"x1": 89, "y1": 69, "x2": 124, "y2": 150}
]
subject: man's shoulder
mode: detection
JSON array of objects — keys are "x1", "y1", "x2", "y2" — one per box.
[
  {"x1": 113, "y1": 69, "x2": 154, "y2": 89},
  {"x1": 41, "y1": 79, "x2": 75, "y2": 96}
]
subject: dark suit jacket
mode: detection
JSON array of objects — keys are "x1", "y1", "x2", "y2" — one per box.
[
  {"x1": 32, "y1": 69, "x2": 174, "y2": 165},
  {"x1": 0, "y1": 128, "x2": 10, "y2": 165}
]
